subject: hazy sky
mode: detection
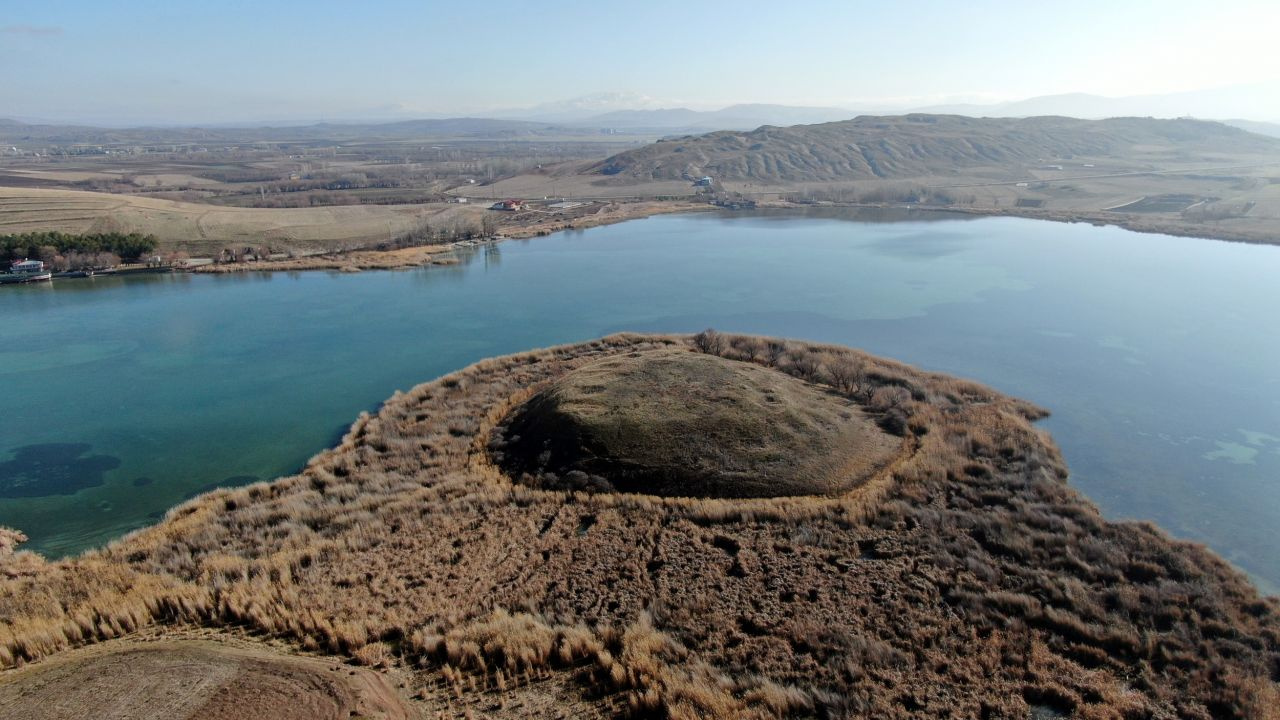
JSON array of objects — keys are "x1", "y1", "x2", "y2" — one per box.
[{"x1": 4, "y1": 0, "x2": 1279, "y2": 123}]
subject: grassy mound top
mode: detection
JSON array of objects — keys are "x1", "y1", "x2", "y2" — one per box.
[{"x1": 495, "y1": 348, "x2": 900, "y2": 498}]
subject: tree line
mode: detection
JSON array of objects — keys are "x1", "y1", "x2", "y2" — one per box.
[
  {"x1": 376, "y1": 215, "x2": 497, "y2": 251},
  {"x1": 1, "y1": 231, "x2": 159, "y2": 269}
]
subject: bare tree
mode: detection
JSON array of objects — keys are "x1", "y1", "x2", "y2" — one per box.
[
  {"x1": 693, "y1": 328, "x2": 725, "y2": 355},
  {"x1": 732, "y1": 336, "x2": 764, "y2": 362}
]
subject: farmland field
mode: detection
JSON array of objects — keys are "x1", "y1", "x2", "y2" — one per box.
[{"x1": 0, "y1": 187, "x2": 481, "y2": 255}]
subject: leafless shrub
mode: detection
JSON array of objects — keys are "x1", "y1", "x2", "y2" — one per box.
[
  {"x1": 786, "y1": 351, "x2": 823, "y2": 382},
  {"x1": 693, "y1": 328, "x2": 724, "y2": 355},
  {"x1": 729, "y1": 335, "x2": 764, "y2": 362},
  {"x1": 869, "y1": 386, "x2": 911, "y2": 412},
  {"x1": 825, "y1": 354, "x2": 866, "y2": 396},
  {"x1": 764, "y1": 340, "x2": 788, "y2": 367}
]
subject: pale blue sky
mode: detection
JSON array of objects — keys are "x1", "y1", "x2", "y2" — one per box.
[{"x1": 3, "y1": 0, "x2": 1278, "y2": 123}]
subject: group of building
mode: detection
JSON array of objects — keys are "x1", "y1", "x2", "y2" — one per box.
[{"x1": 1, "y1": 259, "x2": 52, "y2": 284}]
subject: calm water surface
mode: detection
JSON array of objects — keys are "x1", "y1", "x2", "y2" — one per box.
[{"x1": 2, "y1": 211, "x2": 1278, "y2": 591}]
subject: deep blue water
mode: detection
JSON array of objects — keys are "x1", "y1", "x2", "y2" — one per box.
[{"x1": 2, "y1": 211, "x2": 1277, "y2": 591}]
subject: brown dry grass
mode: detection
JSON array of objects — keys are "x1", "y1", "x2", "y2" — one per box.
[
  {"x1": 0, "y1": 187, "x2": 481, "y2": 256},
  {"x1": 2, "y1": 333, "x2": 1277, "y2": 719},
  {"x1": 191, "y1": 243, "x2": 462, "y2": 273}
]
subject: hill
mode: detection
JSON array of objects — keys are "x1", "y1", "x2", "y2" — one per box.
[
  {"x1": 1225, "y1": 119, "x2": 1280, "y2": 139},
  {"x1": 588, "y1": 114, "x2": 1280, "y2": 183},
  {"x1": 497, "y1": 348, "x2": 899, "y2": 497},
  {"x1": 0, "y1": 187, "x2": 482, "y2": 256}
]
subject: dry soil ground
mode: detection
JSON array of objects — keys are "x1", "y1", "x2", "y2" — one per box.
[{"x1": 0, "y1": 632, "x2": 412, "y2": 720}]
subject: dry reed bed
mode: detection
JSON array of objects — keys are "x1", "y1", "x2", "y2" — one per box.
[{"x1": 2, "y1": 333, "x2": 1278, "y2": 719}]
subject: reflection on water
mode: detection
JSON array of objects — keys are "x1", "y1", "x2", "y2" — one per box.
[
  {"x1": 484, "y1": 243, "x2": 502, "y2": 269},
  {"x1": 0, "y1": 211, "x2": 1277, "y2": 594}
]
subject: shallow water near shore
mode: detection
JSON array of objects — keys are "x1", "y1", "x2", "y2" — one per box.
[{"x1": 1, "y1": 210, "x2": 1278, "y2": 591}]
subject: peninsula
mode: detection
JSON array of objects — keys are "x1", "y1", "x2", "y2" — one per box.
[{"x1": 2, "y1": 334, "x2": 1276, "y2": 718}]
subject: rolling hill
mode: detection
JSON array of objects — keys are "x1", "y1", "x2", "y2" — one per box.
[
  {"x1": 0, "y1": 187, "x2": 481, "y2": 255},
  {"x1": 587, "y1": 114, "x2": 1280, "y2": 183}
]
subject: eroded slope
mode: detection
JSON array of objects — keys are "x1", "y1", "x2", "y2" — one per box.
[{"x1": 590, "y1": 115, "x2": 1280, "y2": 183}]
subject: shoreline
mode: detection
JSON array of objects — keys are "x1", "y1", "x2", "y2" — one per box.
[
  {"x1": 194, "y1": 198, "x2": 1280, "y2": 277},
  {"x1": 14, "y1": 197, "x2": 1276, "y2": 285},
  {"x1": 749, "y1": 199, "x2": 1280, "y2": 247},
  {"x1": 179, "y1": 199, "x2": 712, "y2": 275}
]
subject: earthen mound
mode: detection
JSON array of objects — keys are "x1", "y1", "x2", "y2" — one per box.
[{"x1": 494, "y1": 348, "x2": 899, "y2": 497}]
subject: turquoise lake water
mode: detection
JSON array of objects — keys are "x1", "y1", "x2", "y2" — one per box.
[{"x1": 1, "y1": 210, "x2": 1278, "y2": 591}]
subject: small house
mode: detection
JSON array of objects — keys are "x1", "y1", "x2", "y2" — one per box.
[
  {"x1": 11, "y1": 259, "x2": 44, "y2": 273},
  {"x1": 490, "y1": 199, "x2": 525, "y2": 211},
  {"x1": 694, "y1": 176, "x2": 714, "y2": 187}
]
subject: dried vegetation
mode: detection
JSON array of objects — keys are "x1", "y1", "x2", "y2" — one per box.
[{"x1": 2, "y1": 333, "x2": 1277, "y2": 719}]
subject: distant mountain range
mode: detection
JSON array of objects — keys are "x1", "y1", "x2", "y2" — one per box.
[
  {"x1": 507, "y1": 84, "x2": 1280, "y2": 133},
  {"x1": 486, "y1": 91, "x2": 672, "y2": 123},
  {"x1": 570, "y1": 104, "x2": 857, "y2": 131},
  {"x1": 0, "y1": 117, "x2": 584, "y2": 145},
  {"x1": 478, "y1": 93, "x2": 857, "y2": 131},
  {"x1": 4, "y1": 83, "x2": 1279, "y2": 147},
  {"x1": 914, "y1": 83, "x2": 1280, "y2": 123}
]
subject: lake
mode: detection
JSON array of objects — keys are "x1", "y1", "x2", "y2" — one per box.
[{"x1": 2, "y1": 210, "x2": 1278, "y2": 592}]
